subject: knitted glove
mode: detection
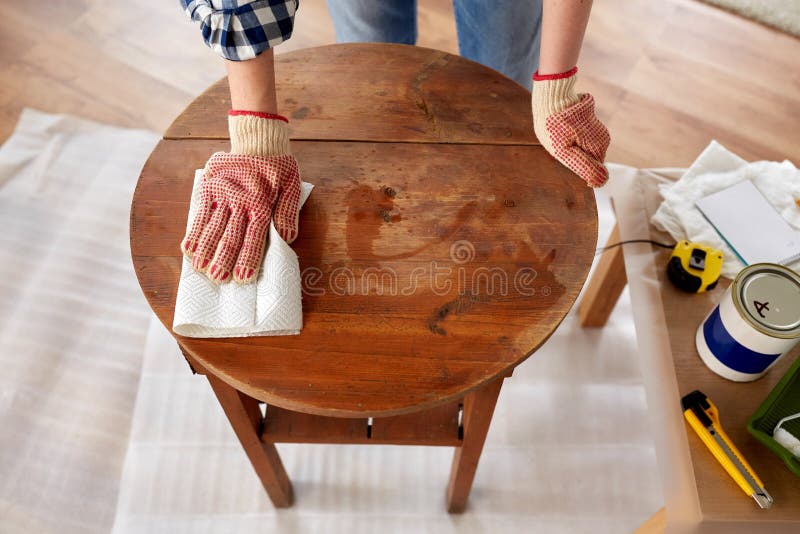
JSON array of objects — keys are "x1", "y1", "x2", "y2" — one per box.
[
  {"x1": 181, "y1": 111, "x2": 302, "y2": 284},
  {"x1": 532, "y1": 67, "x2": 610, "y2": 187}
]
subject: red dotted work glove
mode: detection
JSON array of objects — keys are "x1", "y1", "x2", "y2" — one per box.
[
  {"x1": 181, "y1": 111, "x2": 302, "y2": 284},
  {"x1": 532, "y1": 67, "x2": 611, "y2": 187}
]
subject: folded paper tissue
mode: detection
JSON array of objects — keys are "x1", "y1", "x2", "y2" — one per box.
[{"x1": 173, "y1": 169, "x2": 314, "y2": 338}]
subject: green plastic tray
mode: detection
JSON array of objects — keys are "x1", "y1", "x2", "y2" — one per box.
[{"x1": 747, "y1": 355, "x2": 800, "y2": 477}]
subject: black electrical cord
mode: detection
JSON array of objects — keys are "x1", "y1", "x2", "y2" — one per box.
[{"x1": 595, "y1": 239, "x2": 676, "y2": 256}]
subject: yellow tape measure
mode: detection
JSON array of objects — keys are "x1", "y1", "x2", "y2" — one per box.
[
  {"x1": 597, "y1": 239, "x2": 722, "y2": 293},
  {"x1": 667, "y1": 241, "x2": 723, "y2": 293}
]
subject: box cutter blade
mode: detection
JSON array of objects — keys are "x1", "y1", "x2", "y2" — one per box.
[{"x1": 682, "y1": 390, "x2": 773, "y2": 509}]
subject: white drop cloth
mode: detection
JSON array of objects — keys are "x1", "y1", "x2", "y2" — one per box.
[
  {"x1": 172, "y1": 170, "x2": 313, "y2": 338},
  {"x1": 0, "y1": 109, "x2": 158, "y2": 534},
  {"x1": 651, "y1": 140, "x2": 800, "y2": 279}
]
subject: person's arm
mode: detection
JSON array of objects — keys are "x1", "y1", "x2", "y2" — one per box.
[
  {"x1": 531, "y1": 0, "x2": 610, "y2": 187},
  {"x1": 178, "y1": 1, "x2": 302, "y2": 284},
  {"x1": 537, "y1": 0, "x2": 593, "y2": 75},
  {"x1": 225, "y1": 49, "x2": 279, "y2": 114},
  {"x1": 184, "y1": 49, "x2": 298, "y2": 283}
]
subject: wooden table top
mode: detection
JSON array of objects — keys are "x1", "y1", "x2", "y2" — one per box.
[{"x1": 130, "y1": 44, "x2": 598, "y2": 418}]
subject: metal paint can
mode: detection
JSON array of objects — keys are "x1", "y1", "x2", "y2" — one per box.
[{"x1": 696, "y1": 263, "x2": 800, "y2": 382}]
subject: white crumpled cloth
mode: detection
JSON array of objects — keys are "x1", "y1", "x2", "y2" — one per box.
[
  {"x1": 172, "y1": 169, "x2": 313, "y2": 338},
  {"x1": 651, "y1": 140, "x2": 800, "y2": 279}
]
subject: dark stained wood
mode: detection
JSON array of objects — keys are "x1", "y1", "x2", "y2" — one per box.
[
  {"x1": 164, "y1": 44, "x2": 541, "y2": 146},
  {"x1": 371, "y1": 401, "x2": 461, "y2": 446},
  {"x1": 207, "y1": 374, "x2": 294, "y2": 507},
  {"x1": 262, "y1": 405, "x2": 367, "y2": 444},
  {"x1": 178, "y1": 345, "x2": 206, "y2": 375},
  {"x1": 132, "y1": 137, "x2": 597, "y2": 417},
  {"x1": 446, "y1": 375, "x2": 506, "y2": 513},
  {"x1": 579, "y1": 222, "x2": 627, "y2": 326},
  {"x1": 132, "y1": 44, "x2": 596, "y2": 418},
  {"x1": 132, "y1": 46, "x2": 597, "y2": 419},
  {"x1": 261, "y1": 401, "x2": 461, "y2": 446}
]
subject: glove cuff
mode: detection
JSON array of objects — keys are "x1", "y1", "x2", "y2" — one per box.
[
  {"x1": 532, "y1": 66, "x2": 578, "y2": 82},
  {"x1": 228, "y1": 110, "x2": 291, "y2": 156},
  {"x1": 532, "y1": 68, "x2": 581, "y2": 118}
]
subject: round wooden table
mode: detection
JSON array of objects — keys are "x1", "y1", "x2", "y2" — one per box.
[{"x1": 130, "y1": 43, "x2": 597, "y2": 512}]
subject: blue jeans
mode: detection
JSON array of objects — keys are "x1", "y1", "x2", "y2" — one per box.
[{"x1": 326, "y1": 0, "x2": 542, "y2": 89}]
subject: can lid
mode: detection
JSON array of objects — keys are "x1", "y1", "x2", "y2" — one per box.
[{"x1": 734, "y1": 264, "x2": 800, "y2": 338}]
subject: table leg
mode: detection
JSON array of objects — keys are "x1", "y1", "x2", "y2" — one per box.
[
  {"x1": 635, "y1": 507, "x2": 666, "y2": 533},
  {"x1": 207, "y1": 374, "x2": 294, "y2": 507},
  {"x1": 178, "y1": 345, "x2": 205, "y2": 375},
  {"x1": 446, "y1": 376, "x2": 505, "y2": 513},
  {"x1": 578, "y1": 222, "x2": 627, "y2": 327}
]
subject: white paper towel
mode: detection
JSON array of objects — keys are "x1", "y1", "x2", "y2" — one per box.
[
  {"x1": 173, "y1": 169, "x2": 313, "y2": 338},
  {"x1": 650, "y1": 140, "x2": 800, "y2": 279}
]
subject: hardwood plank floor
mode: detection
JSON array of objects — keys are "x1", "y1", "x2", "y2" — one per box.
[{"x1": 1, "y1": 0, "x2": 797, "y2": 168}]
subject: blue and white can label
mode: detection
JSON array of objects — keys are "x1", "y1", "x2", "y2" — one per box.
[{"x1": 696, "y1": 263, "x2": 800, "y2": 382}]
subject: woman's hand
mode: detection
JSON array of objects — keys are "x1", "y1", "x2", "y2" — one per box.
[
  {"x1": 532, "y1": 68, "x2": 610, "y2": 187},
  {"x1": 181, "y1": 112, "x2": 302, "y2": 284}
]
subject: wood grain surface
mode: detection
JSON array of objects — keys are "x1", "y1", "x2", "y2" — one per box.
[
  {"x1": 164, "y1": 44, "x2": 540, "y2": 145},
  {"x1": 208, "y1": 374, "x2": 294, "y2": 507},
  {"x1": 262, "y1": 400, "x2": 462, "y2": 446},
  {"x1": 130, "y1": 44, "x2": 598, "y2": 418},
  {"x1": 446, "y1": 375, "x2": 506, "y2": 513}
]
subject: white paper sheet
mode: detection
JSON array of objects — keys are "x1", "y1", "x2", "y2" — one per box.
[{"x1": 696, "y1": 179, "x2": 800, "y2": 266}]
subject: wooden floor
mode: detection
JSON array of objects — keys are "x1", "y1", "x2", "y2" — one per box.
[{"x1": 0, "y1": 0, "x2": 797, "y2": 168}]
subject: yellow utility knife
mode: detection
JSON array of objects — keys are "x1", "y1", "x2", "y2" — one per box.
[{"x1": 682, "y1": 390, "x2": 773, "y2": 509}]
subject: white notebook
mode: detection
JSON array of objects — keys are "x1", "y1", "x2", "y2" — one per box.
[{"x1": 696, "y1": 180, "x2": 800, "y2": 266}]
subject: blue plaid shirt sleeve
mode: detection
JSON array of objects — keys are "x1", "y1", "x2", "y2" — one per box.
[{"x1": 179, "y1": 0, "x2": 298, "y2": 61}]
